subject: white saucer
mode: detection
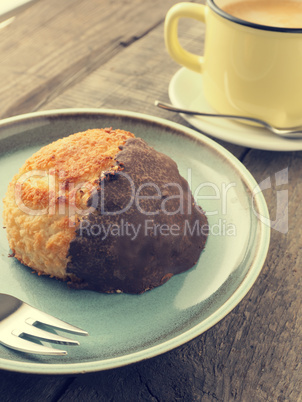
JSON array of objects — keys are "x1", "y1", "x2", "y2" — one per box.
[{"x1": 169, "y1": 67, "x2": 302, "y2": 151}]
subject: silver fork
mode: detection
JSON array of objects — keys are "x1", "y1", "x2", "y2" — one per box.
[
  {"x1": 155, "y1": 100, "x2": 302, "y2": 139},
  {"x1": 0, "y1": 293, "x2": 88, "y2": 355}
]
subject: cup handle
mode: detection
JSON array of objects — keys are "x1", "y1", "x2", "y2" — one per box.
[{"x1": 164, "y1": 2, "x2": 207, "y2": 74}]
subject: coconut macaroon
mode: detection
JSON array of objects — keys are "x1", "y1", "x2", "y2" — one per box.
[{"x1": 3, "y1": 128, "x2": 208, "y2": 294}]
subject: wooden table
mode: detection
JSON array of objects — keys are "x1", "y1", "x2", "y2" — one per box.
[{"x1": 0, "y1": 1, "x2": 301, "y2": 401}]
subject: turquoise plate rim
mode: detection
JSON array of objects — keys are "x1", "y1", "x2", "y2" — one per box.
[{"x1": 0, "y1": 108, "x2": 270, "y2": 374}]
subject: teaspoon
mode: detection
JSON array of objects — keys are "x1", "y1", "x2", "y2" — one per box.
[{"x1": 155, "y1": 101, "x2": 302, "y2": 139}]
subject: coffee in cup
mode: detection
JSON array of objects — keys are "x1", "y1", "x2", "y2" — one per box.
[
  {"x1": 165, "y1": 1, "x2": 302, "y2": 128},
  {"x1": 222, "y1": 0, "x2": 302, "y2": 29}
]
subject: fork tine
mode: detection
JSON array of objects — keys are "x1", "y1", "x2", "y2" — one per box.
[
  {"x1": 12, "y1": 326, "x2": 80, "y2": 345},
  {"x1": 0, "y1": 294, "x2": 88, "y2": 355},
  {"x1": 24, "y1": 306, "x2": 88, "y2": 336},
  {"x1": 0, "y1": 335, "x2": 67, "y2": 355}
]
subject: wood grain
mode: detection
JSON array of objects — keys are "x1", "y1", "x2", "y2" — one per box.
[
  {"x1": 42, "y1": 8, "x2": 246, "y2": 160},
  {"x1": 0, "y1": 0, "x2": 176, "y2": 119},
  {"x1": 0, "y1": 0, "x2": 301, "y2": 401}
]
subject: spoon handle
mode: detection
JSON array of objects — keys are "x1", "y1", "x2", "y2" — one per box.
[
  {"x1": 155, "y1": 100, "x2": 271, "y2": 129},
  {"x1": 155, "y1": 100, "x2": 302, "y2": 139}
]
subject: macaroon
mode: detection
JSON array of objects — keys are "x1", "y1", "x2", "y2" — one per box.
[{"x1": 3, "y1": 128, "x2": 208, "y2": 294}]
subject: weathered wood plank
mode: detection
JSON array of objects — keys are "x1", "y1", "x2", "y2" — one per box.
[
  {"x1": 0, "y1": 369, "x2": 73, "y2": 402},
  {"x1": 0, "y1": 0, "x2": 176, "y2": 119},
  {"x1": 42, "y1": 8, "x2": 246, "y2": 160},
  {"x1": 235, "y1": 150, "x2": 302, "y2": 401},
  {"x1": 0, "y1": 0, "x2": 301, "y2": 401}
]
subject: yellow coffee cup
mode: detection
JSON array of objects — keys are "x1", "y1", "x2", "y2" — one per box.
[{"x1": 165, "y1": 1, "x2": 302, "y2": 128}]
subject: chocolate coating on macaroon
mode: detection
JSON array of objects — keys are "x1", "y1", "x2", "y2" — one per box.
[{"x1": 66, "y1": 138, "x2": 208, "y2": 294}]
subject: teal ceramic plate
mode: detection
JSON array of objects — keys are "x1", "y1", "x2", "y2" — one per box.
[{"x1": 0, "y1": 109, "x2": 270, "y2": 374}]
